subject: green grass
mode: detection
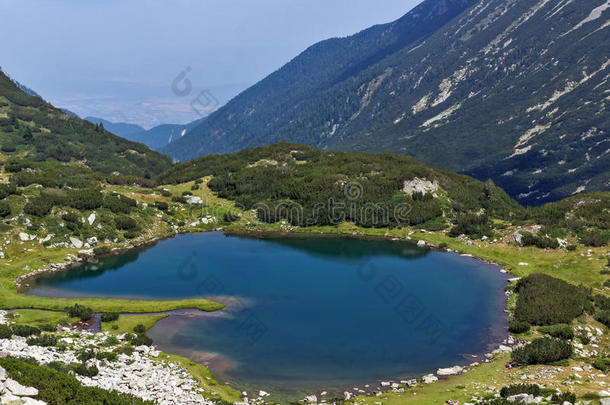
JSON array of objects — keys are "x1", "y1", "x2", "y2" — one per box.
[
  {"x1": 101, "y1": 315, "x2": 168, "y2": 335},
  {"x1": 353, "y1": 353, "x2": 513, "y2": 404},
  {"x1": 9, "y1": 309, "x2": 77, "y2": 327}
]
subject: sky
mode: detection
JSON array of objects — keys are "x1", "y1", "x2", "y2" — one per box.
[{"x1": 0, "y1": 0, "x2": 420, "y2": 128}]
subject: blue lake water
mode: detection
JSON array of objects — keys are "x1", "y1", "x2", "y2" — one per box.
[{"x1": 28, "y1": 232, "x2": 509, "y2": 397}]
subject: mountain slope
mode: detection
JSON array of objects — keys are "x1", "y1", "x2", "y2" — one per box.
[
  {"x1": 85, "y1": 117, "x2": 145, "y2": 139},
  {"x1": 0, "y1": 70, "x2": 172, "y2": 177},
  {"x1": 162, "y1": 0, "x2": 478, "y2": 156},
  {"x1": 163, "y1": 0, "x2": 610, "y2": 205}
]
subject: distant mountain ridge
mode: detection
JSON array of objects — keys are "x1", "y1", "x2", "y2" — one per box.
[
  {"x1": 85, "y1": 116, "x2": 204, "y2": 151},
  {"x1": 163, "y1": 0, "x2": 610, "y2": 205},
  {"x1": 85, "y1": 117, "x2": 146, "y2": 138}
]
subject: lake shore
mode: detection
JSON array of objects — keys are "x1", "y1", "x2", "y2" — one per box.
[{"x1": 4, "y1": 213, "x2": 608, "y2": 404}]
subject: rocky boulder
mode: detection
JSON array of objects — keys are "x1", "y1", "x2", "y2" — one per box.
[
  {"x1": 5, "y1": 379, "x2": 38, "y2": 396},
  {"x1": 437, "y1": 365, "x2": 464, "y2": 376}
]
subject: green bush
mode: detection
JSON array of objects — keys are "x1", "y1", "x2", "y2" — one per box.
[
  {"x1": 39, "y1": 324, "x2": 56, "y2": 332},
  {"x1": 577, "y1": 330, "x2": 591, "y2": 345},
  {"x1": 508, "y1": 321, "x2": 530, "y2": 334},
  {"x1": 102, "y1": 193, "x2": 136, "y2": 214},
  {"x1": 24, "y1": 197, "x2": 53, "y2": 217},
  {"x1": 579, "y1": 229, "x2": 610, "y2": 247},
  {"x1": 114, "y1": 216, "x2": 138, "y2": 230},
  {"x1": 171, "y1": 196, "x2": 187, "y2": 203},
  {"x1": 73, "y1": 362, "x2": 99, "y2": 377},
  {"x1": 133, "y1": 324, "x2": 146, "y2": 334},
  {"x1": 537, "y1": 324, "x2": 574, "y2": 340},
  {"x1": 596, "y1": 310, "x2": 610, "y2": 327},
  {"x1": 594, "y1": 294, "x2": 610, "y2": 310},
  {"x1": 61, "y1": 211, "x2": 80, "y2": 223},
  {"x1": 101, "y1": 336, "x2": 120, "y2": 347},
  {"x1": 514, "y1": 274, "x2": 589, "y2": 325},
  {"x1": 96, "y1": 351, "x2": 118, "y2": 362},
  {"x1": 113, "y1": 345, "x2": 135, "y2": 356},
  {"x1": 93, "y1": 246, "x2": 111, "y2": 255},
  {"x1": 26, "y1": 334, "x2": 58, "y2": 347},
  {"x1": 65, "y1": 304, "x2": 93, "y2": 321},
  {"x1": 593, "y1": 358, "x2": 610, "y2": 372},
  {"x1": 123, "y1": 229, "x2": 140, "y2": 239},
  {"x1": 0, "y1": 200, "x2": 11, "y2": 217},
  {"x1": 160, "y1": 190, "x2": 172, "y2": 197},
  {"x1": 0, "y1": 184, "x2": 18, "y2": 199},
  {"x1": 0, "y1": 324, "x2": 12, "y2": 338},
  {"x1": 511, "y1": 337, "x2": 572, "y2": 365},
  {"x1": 133, "y1": 334, "x2": 153, "y2": 346},
  {"x1": 154, "y1": 201, "x2": 169, "y2": 211},
  {"x1": 100, "y1": 312, "x2": 119, "y2": 322},
  {"x1": 499, "y1": 384, "x2": 541, "y2": 398},
  {"x1": 66, "y1": 188, "x2": 103, "y2": 210},
  {"x1": 223, "y1": 211, "x2": 240, "y2": 223},
  {"x1": 76, "y1": 349, "x2": 96, "y2": 362},
  {"x1": 46, "y1": 361, "x2": 73, "y2": 374},
  {"x1": 448, "y1": 213, "x2": 492, "y2": 238},
  {"x1": 520, "y1": 231, "x2": 559, "y2": 249},
  {"x1": 11, "y1": 325, "x2": 41, "y2": 337},
  {"x1": 127, "y1": 330, "x2": 153, "y2": 346},
  {"x1": 551, "y1": 392, "x2": 576, "y2": 404}
]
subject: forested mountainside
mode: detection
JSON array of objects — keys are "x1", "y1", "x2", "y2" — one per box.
[
  {"x1": 163, "y1": 0, "x2": 610, "y2": 205},
  {"x1": 0, "y1": 70, "x2": 172, "y2": 177},
  {"x1": 158, "y1": 143, "x2": 609, "y2": 247}
]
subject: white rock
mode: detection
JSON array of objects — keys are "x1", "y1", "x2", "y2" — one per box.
[
  {"x1": 5, "y1": 379, "x2": 38, "y2": 396},
  {"x1": 403, "y1": 178, "x2": 439, "y2": 196},
  {"x1": 22, "y1": 398, "x2": 47, "y2": 405},
  {"x1": 507, "y1": 393, "x2": 536, "y2": 403},
  {"x1": 18, "y1": 233, "x2": 34, "y2": 242},
  {"x1": 437, "y1": 365, "x2": 464, "y2": 376},
  {"x1": 69, "y1": 237, "x2": 83, "y2": 249},
  {"x1": 600, "y1": 390, "x2": 610, "y2": 397},
  {"x1": 417, "y1": 240, "x2": 426, "y2": 247},
  {"x1": 185, "y1": 196, "x2": 203, "y2": 205},
  {"x1": 87, "y1": 212, "x2": 96, "y2": 225},
  {"x1": 422, "y1": 374, "x2": 438, "y2": 384},
  {"x1": 0, "y1": 393, "x2": 23, "y2": 404},
  {"x1": 305, "y1": 395, "x2": 317, "y2": 403}
]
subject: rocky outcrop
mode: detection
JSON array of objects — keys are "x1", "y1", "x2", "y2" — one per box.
[
  {"x1": 436, "y1": 365, "x2": 463, "y2": 376},
  {"x1": 0, "y1": 311, "x2": 214, "y2": 405},
  {"x1": 0, "y1": 365, "x2": 44, "y2": 405},
  {"x1": 402, "y1": 178, "x2": 439, "y2": 197}
]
